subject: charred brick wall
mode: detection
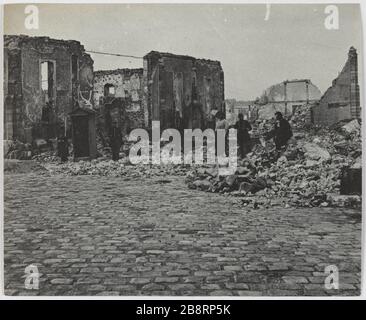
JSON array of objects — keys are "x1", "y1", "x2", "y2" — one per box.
[
  {"x1": 143, "y1": 51, "x2": 225, "y2": 131},
  {"x1": 4, "y1": 35, "x2": 94, "y2": 142},
  {"x1": 312, "y1": 47, "x2": 361, "y2": 126}
]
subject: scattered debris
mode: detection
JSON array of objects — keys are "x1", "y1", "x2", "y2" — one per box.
[
  {"x1": 4, "y1": 140, "x2": 32, "y2": 160},
  {"x1": 32, "y1": 151, "x2": 60, "y2": 162},
  {"x1": 341, "y1": 119, "x2": 361, "y2": 134},
  {"x1": 301, "y1": 142, "x2": 331, "y2": 162},
  {"x1": 185, "y1": 118, "x2": 361, "y2": 208},
  {"x1": 43, "y1": 158, "x2": 190, "y2": 178},
  {"x1": 326, "y1": 194, "x2": 361, "y2": 208},
  {"x1": 8, "y1": 114, "x2": 361, "y2": 210},
  {"x1": 4, "y1": 160, "x2": 48, "y2": 174}
]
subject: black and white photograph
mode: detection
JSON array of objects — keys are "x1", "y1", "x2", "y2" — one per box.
[{"x1": 1, "y1": 1, "x2": 363, "y2": 298}]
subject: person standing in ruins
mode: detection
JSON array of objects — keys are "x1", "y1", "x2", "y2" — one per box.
[
  {"x1": 57, "y1": 135, "x2": 69, "y2": 162},
  {"x1": 110, "y1": 121, "x2": 122, "y2": 161},
  {"x1": 273, "y1": 111, "x2": 293, "y2": 150},
  {"x1": 235, "y1": 113, "x2": 252, "y2": 158},
  {"x1": 207, "y1": 112, "x2": 216, "y2": 130},
  {"x1": 215, "y1": 111, "x2": 227, "y2": 131},
  {"x1": 215, "y1": 111, "x2": 227, "y2": 156}
]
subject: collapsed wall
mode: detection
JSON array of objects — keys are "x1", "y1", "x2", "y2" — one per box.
[
  {"x1": 256, "y1": 79, "x2": 322, "y2": 120},
  {"x1": 312, "y1": 47, "x2": 361, "y2": 126},
  {"x1": 143, "y1": 51, "x2": 225, "y2": 131},
  {"x1": 93, "y1": 69, "x2": 145, "y2": 140}
]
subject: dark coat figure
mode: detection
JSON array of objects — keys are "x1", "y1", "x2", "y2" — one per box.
[
  {"x1": 235, "y1": 113, "x2": 252, "y2": 158},
  {"x1": 57, "y1": 136, "x2": 69, "y2": 162},
  {"x1": 41, "y1": 102, "x2": 55, "y2": 139},
  {"x1": 273, "y1": 112, "x2": 292, "y2": 150},
  {"x1": 215, "y1": 111, "x2": 227, "y2": 156},
  {"x1": 207, "y1": 113, "x2": 216, "y2": 131},
  {"x1": 110, "y1": 123, "x2": 122, "y2": 161}
]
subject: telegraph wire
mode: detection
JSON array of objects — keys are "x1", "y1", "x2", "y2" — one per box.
[{"x1": 85, "y1": 50, "x2": 143, "y2": 59}]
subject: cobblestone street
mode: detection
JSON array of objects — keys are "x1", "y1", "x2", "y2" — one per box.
[{"x1": 4, "y1": 173, "x2": 361, "y2": 296}]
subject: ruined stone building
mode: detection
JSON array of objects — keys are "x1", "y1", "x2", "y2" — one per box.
[
  {"x1": 312, "y1": 47, "x2": 361, "y2": 126},
  {"x1": 256, "y1": 79, "x2": 322, "y2": 119},
  {"x1": 4, "y1": 35, "x2": 225, "y2": 147},
  {"x1": 4, "y1": 35, "x2": 94, "y2": 142},
  {"x1": 93, "y1": 51, "x2": 225, "y2": 137},
  {"x1": 143, "y1": 51, "x2": 225, "y2": 131},
  {"x1": 225, "y1": 99, "x2": 257, "y2": 122},
  {"x1": 93, "y1": 69, "x2": 145, "y2": 140}
]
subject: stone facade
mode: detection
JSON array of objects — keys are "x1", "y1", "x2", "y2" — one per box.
[
  {"x1": 4, "y1": 37, "x2": 225, "y2": 144},
  {"x1": 312, "y1": 47, "x2": 361, "y2": 126},
  {"x1": 93, "y1": 68, "x2": 145, "y2": 136},
  {"x1": 4, "y1": 35, "x2": 94, "y2": 142},
  {"x1": 256, "y1": 79, "x2": 322, "y2": 119},
  {"x1": 225, "y1": 99, "x2": 258, "y2": 122},
  {"x1": 143, "y1": 51, "x2": 225, "y2": 131}
]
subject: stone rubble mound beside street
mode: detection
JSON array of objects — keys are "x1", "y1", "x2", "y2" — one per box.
[
  {"x1": 185, "y1": 119, "x2": 361, "y2": 209},
  {"x1": 4, "y1": 159, "x2": 48, "y2": 174},
  {"x1": 43, "y1": 157, "x2": 190, "y2": 178},
  {"x1": 4, "y1": 115, "x2": 361, "y2": 209}
]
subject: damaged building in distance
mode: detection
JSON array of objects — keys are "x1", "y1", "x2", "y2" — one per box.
[
  {"x1": 312, "y1": 47, "x2": 361, "y2": 126},
  {"x1": 225, "y1": 99, "x2": 257, "y2": 123},
  {"x1": 254, "y1": 47, "x2": 361, "y2": 126},
  {"x1": 93, "y1": 68, "x2": 145, "y2": 139},
  {"x1": 93, "y1": 51, "x2": 225, "y2": 141},
  {"x1": 143, "y1": 51, "x2": 225, "y2": 131},
  {"x1": 255, "y1": 79, "x2": 322, "y2": 119},
  {"x1": 4, "y1": 35, "x2": 94, "y2": 142}
]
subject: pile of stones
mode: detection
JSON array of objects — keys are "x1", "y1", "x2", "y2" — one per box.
[
  {"x1": 44, "y1": 158, "x2": 190, "y2": 178},
  {"x1": 185, "y1": 119, "x2": 361, "y2": 208}
]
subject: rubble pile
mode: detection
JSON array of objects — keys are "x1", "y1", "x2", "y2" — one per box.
[
  {"x1": 44, "y1": 158, "x2": 190, "y2": 178},
  {"x1": 185, "y1": 119, "x2": 361, "y2": 208},
  {"x1": 32, "y1": 151, "x2": 60, "y2": 162},
  {"x1": 4, "y1": 159, "x2": 48, "y2": 174},
  {"x1": 5, "y1": 138, "x2": 69, "y2": 162},
  {"x1": 4, "y1": 140, "x2": 32, "y2": 160},
  {"x1": 289, "y1": 104, "x2": 313, "y2": 130}
]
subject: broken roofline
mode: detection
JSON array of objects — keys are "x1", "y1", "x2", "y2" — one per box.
[
  {"x1": 317, "y1": 46, "x2": 358, "y2": 102},
  {"x1": 4, "y1": 34, "x2": 93, "y2": 65},
  {"x1": 144, "y1": 50, "x2": 222, "y2": 66},
  {"x1": 5, "y1": 35, "x2": 221, "y2": 66},
  {"x1": 4, "y1": 34, "x2": 86, "y2": 50},
  {"x1": 94, "y1": 68, "x2": 144, "y2": 76},
  {"x1": 264, "y1": 99, "x2": 319, "y2": 104}
]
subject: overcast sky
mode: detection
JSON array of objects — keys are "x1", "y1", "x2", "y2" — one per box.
[{"x1": 4, "y1": 3, "x2": 363, "y2": 100}]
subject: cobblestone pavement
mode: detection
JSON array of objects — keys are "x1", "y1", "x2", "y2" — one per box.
[{"x1": 4, "y1": 173, "x2": 361, "y2": 296}]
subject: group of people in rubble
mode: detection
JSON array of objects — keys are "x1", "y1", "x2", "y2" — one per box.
[
  {"x1": 214, "y1": 110, "x2": 293, "y2": 159},
  {"x1": 107, "y1": 111, "x2": 293, "y2": 162}
]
